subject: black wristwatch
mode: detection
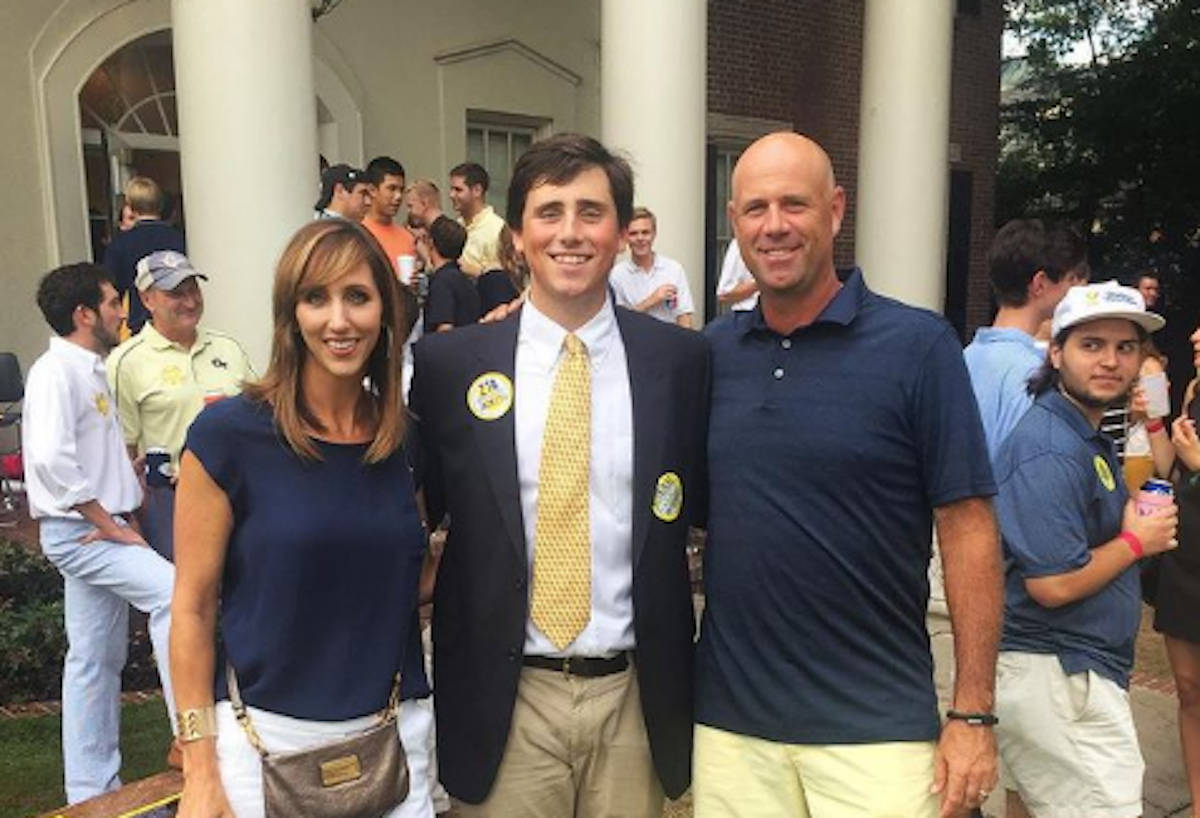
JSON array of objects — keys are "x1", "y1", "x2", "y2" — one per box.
[{"x1": 946, "y1": 709, "x2": 999, "y2": 726}]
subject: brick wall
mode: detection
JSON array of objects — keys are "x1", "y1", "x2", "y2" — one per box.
[
  {"x1": 708, "y1": 0, "x2": 1004, "y2": 325},
  {"x1": 950, "y1": 3, "x2": 1005, "y2": 333},
  {"x1": 707, "y1": 0, "x2": 863, "y2": 267}
]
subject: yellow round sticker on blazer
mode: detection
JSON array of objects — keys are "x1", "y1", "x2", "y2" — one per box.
[
  {"x1": 653, "y1": 472, "x2": 684, "y2": 522},
  {"x1": 466, "y1": 372, "x2": 514, "y2": 421},
  {"x1": 1094, "y1": 455, "x2": 1116, "y2": 492}
]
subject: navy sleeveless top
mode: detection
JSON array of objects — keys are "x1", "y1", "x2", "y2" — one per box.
[{"x1": 186, "y1": 394, "x2": 427, "y2": 720}]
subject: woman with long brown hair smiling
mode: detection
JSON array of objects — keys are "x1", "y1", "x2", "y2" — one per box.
[{"x1": 169, "y1": 219, "x2": 429, "y2": 817}]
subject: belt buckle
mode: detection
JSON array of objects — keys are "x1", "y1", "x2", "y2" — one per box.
[{"x1": 561, "y1": 657, "x2": 573, "y2": 675}]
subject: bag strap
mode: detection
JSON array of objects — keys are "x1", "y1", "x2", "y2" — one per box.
[
  {"x1": 225, "y1": 661, "x2": 269, "y2": 758},
  {"x1": 224, "y1": 662, "x2": 404, "y2": 759}
]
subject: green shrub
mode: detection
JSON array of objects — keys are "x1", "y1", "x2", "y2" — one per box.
[
  {"x1": 0, "y1": 538, "x2": 60, "y2": 606},
  {"x1": 0, "y1": 598, "x2": 67, "y2": 703},
  {"x1": 0, "y1": 539, "x2": 160, "y2": 704}
]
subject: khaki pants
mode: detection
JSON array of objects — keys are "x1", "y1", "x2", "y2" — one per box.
[
  {"x1": 693, "y1": 723, "x2": 940, "y2": 818},
  {"x1": 454, "y1": 662, "x2": 663, "y2": 818}
]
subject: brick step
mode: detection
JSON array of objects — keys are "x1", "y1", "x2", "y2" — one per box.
[{"x1": 38, "y1": 771, "x2": 181, "y2": 818}]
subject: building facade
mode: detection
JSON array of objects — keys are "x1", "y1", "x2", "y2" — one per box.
[{"x1": 0, "y1": 0, "x2": 1002, "y2": 368}]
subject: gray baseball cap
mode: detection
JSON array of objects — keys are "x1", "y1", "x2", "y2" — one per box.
[{"x1": 134, "y1": 250, "x2": 208, "y2": 292}]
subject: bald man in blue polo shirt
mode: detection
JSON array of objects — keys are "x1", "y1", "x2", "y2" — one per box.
[
  {"x1": 696, "y1": 132, "x2": 1003, "y2": 818},
  {"x1": 993, "y1": 282, "x2": 1177, "y2": 818}
]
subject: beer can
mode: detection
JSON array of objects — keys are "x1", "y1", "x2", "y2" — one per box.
[{"x1": 1137, "y1": 478, "x2": 1174, "y2": 517}]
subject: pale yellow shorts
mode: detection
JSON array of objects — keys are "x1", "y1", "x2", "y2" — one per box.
[
  {"x1": 693, "y1": 723, "x2": 939, "y2": 817},
  {"x1": 996, "y1": 651, "x2": 1143, "y2": 818}
]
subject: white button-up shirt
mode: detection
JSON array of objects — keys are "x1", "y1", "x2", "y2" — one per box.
[
  {"x1": 515, "y1": 295, "x2": 635, "y2": 656},
  {"x1": 609, "y1": 253, "x2": 695, "y2": 323},
  {"x1": 23, "y1": 337, "x2": 142, "y2": 519},
  {"x1": 716, "y1": 239, "x2": 760, "y2": 311}
]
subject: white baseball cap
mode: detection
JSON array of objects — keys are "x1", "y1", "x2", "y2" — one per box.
[{"x1": 1050, "y1": 280, "x2": 1165, "y2": 338}]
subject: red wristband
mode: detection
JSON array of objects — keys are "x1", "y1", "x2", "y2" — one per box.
[
  {"x1": 1119, "y1": 531, "x2": 1144, "y2": 559},
  {"x1": 1146, "y1": 419, "x2": 1166, "y2": 434}
]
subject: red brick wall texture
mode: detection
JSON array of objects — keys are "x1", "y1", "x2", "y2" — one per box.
[{"x1": 707, "y1": 0, "x2": 1004, "y2": 333}]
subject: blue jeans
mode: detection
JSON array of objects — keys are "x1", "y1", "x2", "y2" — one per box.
[{"x1": 39, "y1": 517, "x2": 176, "y2": 804}]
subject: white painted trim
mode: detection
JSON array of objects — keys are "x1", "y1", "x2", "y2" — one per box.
[
  {"x1": 33, "y1": 0, "x2": 364, "y2": 263},
  {"x1": 706, "y1": 112, "x2": 793, "y2": 146},
  {"x1": 435, "y1": 39, "x2": 583, "y2": 87},
  {"x1": 33, "y1": 0, "x2": 172, "y2": 264}
]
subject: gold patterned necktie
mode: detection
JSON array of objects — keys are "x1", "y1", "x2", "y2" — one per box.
[{"x1": 531, "y1": 332, "x2": 592, "y2": 650}]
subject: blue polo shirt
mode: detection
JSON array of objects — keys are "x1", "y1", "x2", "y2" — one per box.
[
  {"x1": 994, "y1": 389, "x2": 1138, "y2": 688},
  {"x1": 697, "y1": 268, "x2": 996, "y2": 744},
  {"x1": 963, "y1": 327, "x2": 1043, "y2": 460}
]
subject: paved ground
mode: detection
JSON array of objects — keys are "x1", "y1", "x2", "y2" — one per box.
[{"x1": 930, "y1": 612, "x2": 1193, "y2": 818}]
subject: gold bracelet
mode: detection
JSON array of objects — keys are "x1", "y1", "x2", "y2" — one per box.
[{"x1": 176, "y1": 706, "x2": 218, "y2": 742}]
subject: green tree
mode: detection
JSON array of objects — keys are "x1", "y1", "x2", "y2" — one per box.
[{"x1": 999, "y1": 0, "x2": 1199, "y2": 275}]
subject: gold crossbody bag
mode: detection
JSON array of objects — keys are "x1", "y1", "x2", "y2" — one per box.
[{"x1": 226, "y1": 663, "x2": 409, "y2": 818}]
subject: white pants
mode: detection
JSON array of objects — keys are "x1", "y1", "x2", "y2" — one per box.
[
  {"x1": 215, "y1": 698, "x2": 435, "y2": 818},
  {"x1": 39, "y1": 516, "x2": 176, "y2": 804}
]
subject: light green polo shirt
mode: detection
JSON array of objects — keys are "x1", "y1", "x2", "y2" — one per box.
[{"x1": 106, "y1": 323, "x2": 254, "y2": 467}]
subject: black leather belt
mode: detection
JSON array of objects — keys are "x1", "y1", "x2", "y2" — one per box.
[{"x1": 522, "y1": 652, "x2": 629, "y2": 677}]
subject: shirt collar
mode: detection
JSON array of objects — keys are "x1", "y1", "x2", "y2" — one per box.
[
  {"x1": 466, "y1": 205, "x2": 496, "y2": 230},
  {"x1": 49, "y1": 335, "x2": 104, "y2": 374},
  {"x1": 1037, "y1": 389, "x2": 1105, "y2": 442},
  {"x1": 625, "y1": 254, "x2": 660, "y2": 275},
  {"x1": 738, "y1": 266, "x2": 866, "y2": 337},
  {"x1": 520, "y1": 293, "x2": 617, "y2": 373},
  {"x1": 971, "y1": 326, "x2": 1039, "y2": 350},
  {"x1": 141, "y1": 321, "x2": 210, "y2": 353}
]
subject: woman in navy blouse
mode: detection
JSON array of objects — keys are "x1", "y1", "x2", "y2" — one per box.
[{"x1": 170, "y1": 219, "x2": 428, "y2": 817}]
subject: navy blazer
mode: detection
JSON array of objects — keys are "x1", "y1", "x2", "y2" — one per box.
[{"x1": 409, "y1": 305, "x2": 709, "y2": 803}]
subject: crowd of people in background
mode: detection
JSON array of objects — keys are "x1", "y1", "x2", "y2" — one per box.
[{"x1": 18, "y1": 128, "x2": 1200, "y2": 818}]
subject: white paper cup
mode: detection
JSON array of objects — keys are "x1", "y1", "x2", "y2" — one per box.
[
  {"x1": 1142, "y1": 371, "x2": 1170, "y2": 419},
  {"x1": 397, "y1": 255, "x2": 416, "y2": 284}
]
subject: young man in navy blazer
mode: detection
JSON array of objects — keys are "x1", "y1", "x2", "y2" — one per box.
[{"x1": 409, "y1": 133, "x2": 708, "y2": 817}]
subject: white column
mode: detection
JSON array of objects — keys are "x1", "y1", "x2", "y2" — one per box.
[
  {"x1": 855, "y1": 0, "x2": 955, "y2": 311},
  {"x1": 172, "y1": 0, "x2": 318, "y2": 367},
  {"x1": 601, "y1": 0, "x2": 707, "y2": 324}
]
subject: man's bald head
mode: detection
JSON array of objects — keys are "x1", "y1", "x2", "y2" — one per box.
[
  {"x1": 731, "y1": 132, "x2": 837, "y2": 203},
  {"x1": 727, "y1": 132, "x2": 845, "y2": 304}
]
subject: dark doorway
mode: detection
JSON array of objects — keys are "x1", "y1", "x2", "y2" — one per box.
[{"x1": 944, "y1": 170, "x2": 973, "y2": 342}]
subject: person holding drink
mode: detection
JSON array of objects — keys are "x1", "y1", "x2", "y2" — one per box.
[
  {"x1": 991, "y1": 281, "x2": 1176, "y2": 818},
  {"x1": 169, "y1": 220, "x2": 431, "y2": 817}
]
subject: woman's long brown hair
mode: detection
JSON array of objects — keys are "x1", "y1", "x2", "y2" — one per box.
[{"x1": 245, "y1": 219, "x2": 406, "y2": 463}]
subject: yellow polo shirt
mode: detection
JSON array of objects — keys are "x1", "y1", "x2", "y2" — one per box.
[
  {"x1": 459, "y1": 204, "x2": 506, "y2": 275},
  {"x1": 106, "y1": 323, "x2": 255, "y2": 467}
]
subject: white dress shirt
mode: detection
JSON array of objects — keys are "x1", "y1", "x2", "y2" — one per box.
[
  {"x1": 716, "y1": 240, "x2": 759, "y2": 311},
  {"x1": 23, "y1": 337, "x2": 142, "y2": 519},
  {"x1": 516, "y1": 295, "x2": 635, "y2": 656},
  {"x1": 609, "y1": 253, "x2": 695, "y2": 323}
]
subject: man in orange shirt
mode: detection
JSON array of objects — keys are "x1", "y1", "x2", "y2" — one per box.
[{"x1": 363, "y1": 155, "x2": 416, "y2": 277}]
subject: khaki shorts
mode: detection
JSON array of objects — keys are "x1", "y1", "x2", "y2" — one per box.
[
  {"x1": 995, "y1": 651, "x2": 1143, "y2": 818},
  {"x1": 693, "y1": 723, "x2": 939, "y2": 818}
]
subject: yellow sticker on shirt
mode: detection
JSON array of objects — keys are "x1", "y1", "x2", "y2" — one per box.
[
  {"x1": 466, "y1": 372, "x2": 514, "y2": 421},
  {"x1": 1094, "y1": 455, "x2": 1116, "y2": 492},
  {"x1": 94, "y1": 393, "x2": 110, "y2": 417},
  {"x1": 161, "y1": 364, "x2": 184, "y2": 387},
  {"x1": 652, "y1": 471, "x2": 684, "y2": 522}
]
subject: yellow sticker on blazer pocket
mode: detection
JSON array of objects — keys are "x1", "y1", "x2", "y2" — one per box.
[
  {"x1": 652, "y1": 472, "x2": 683, "y2": 522},
  {"x1": 466, "y1": 372, "x2": 514, "y2": 421}
]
